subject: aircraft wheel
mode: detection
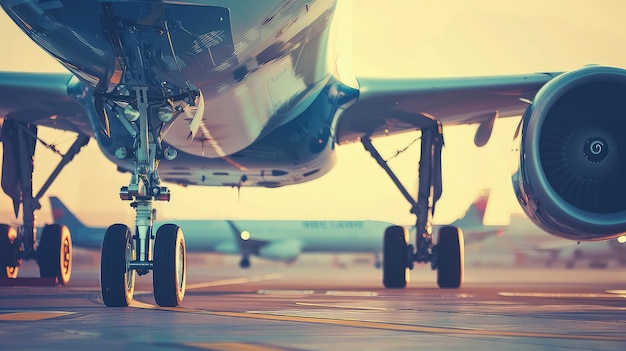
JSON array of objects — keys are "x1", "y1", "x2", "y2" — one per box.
[
  {"x1": 101, "y1": 224, "x2": 135, "y2": 307},
  {"x1": 153, "y1": 224, "x2": 186, "y2": 307},
  {"x1": 436, "y1": 226, "x2": 464, "y2": 289},
  {"x1": 383, "y1": 226, "x2": 408, "y2": 288},
  {"x1": 37, "y1": 224, "x2": 72, "y2": 285},
  {"x1": 239, "y1": 257, "x2": 251, "y2": 269},
  {"x1": 0, "y1": 224, "x2": 21, "y2": 279}
]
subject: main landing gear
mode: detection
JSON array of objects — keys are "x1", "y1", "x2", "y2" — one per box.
[
  {"x1": 363, "y1": 123, "x2": 464, "y2": 289},
  {"x1": 0, "y1": 119, "x2": 88, "y2": 285}
]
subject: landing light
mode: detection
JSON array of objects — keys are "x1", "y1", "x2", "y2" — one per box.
[
  {"x1": 158, "y1": 106, "x2": 173, "y2": 123},
  {"x1": 240, "y1": 231, "x2": 251, "y2": 241},
  {"x1": 617, "y1": 235, "x2": 626, "y2": 244},
  {"x1": 124, "y1": 105, "x2": 140, "y2": 122}
]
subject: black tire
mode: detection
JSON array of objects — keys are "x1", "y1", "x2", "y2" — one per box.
[
  {"x1": 383, "y1": 225, "x2": 408, "y2": 288},
  {"x1": 101, "y1": 224, "x2": 135, "y2": 307},
  {"x1": 239, "y1": 257, "x2": 251, "y2": 269},
  {"x1": 37, "y1": 224, "x2": 72, "y2": 285},
  {"x1": 0, "y1": 224, "x2": 20, "y2": 279},
  {"x1": 153, "y1": 224, "x2": 186, "y2": 307},
  {"x1": 436, "y1": 226, "x2": 464, "y2": 289}
]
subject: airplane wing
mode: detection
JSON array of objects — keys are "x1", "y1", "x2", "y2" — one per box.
[
  {"x1": 0, "y1": 71, "x2": 91, "y2": 135},
  {"x1": 336, "y1": 73, "x2": 559, "y2": 145},
  {"x1": 0, "y1": 70, "x2": 558, "y2": 145}
]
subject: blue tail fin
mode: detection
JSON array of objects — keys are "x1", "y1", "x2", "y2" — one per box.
[{"x1": 49, "y1": 196, "x2": 88, "y2": 231}]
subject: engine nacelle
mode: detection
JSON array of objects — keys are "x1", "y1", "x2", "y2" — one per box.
[{"x1": 514, "y1": 66, "x2": 626, "y2": 241}]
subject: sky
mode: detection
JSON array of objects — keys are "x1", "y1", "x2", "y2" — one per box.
[{"x1": 1, "y1": 0, "x2": 626, "y2": 228}]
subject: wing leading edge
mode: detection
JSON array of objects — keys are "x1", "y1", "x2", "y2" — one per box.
[
  {"x1": 0, "y1": 71, "x2": 90, "y2": 135},
  {"x1": 335, "y1": 72, "x2": 560, "y2": 144}
]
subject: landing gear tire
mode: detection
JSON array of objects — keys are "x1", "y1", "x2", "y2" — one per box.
[
  {"x1": 0, "y1": 224, "x2": 20, "y2": 279},
  {"x1": 101, "y1": 224, "x2": 135, "y2": 307},
  {"x1": 37, "y1": 224, "x2": 72, "y2": 285},
  {"x1": 383, "y1": 226, "x2": 408, "y2": 288},
  {"x1": 239, "y1": 257, "x2": 251, "y2": 269},
  {"x1": 153, "y1": 224, "x2": 186, "y2": 307},
  {"x1": 436, "y1": 226, "x2": 464, "y2": 289}
]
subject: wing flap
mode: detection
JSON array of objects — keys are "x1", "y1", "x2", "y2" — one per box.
[{"x1": 336, "y1": 72, "x2": 560, "y2": 144}]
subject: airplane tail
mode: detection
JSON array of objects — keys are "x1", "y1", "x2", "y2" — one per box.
[
  {"x1": 49, "y1": 196, "x2": 88, "y2": 231},
  {"x1": 451, "y1": 189, "x2": 489, "y2": 228}
]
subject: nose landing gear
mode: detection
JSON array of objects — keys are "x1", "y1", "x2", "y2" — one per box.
[{"x1": 99, "y1": 85, "x2": 189, "y2": 308}]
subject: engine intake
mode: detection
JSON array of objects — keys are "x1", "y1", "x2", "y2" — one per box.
[{"x1": 515, "y1": 66, "x2": 626, "y2": 240}]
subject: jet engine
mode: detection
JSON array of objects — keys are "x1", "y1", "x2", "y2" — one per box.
[{"x1": 514, "y1": 66, "x2": 626, "y2": 241}]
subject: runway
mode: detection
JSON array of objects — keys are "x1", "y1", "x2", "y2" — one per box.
[{"x1": 1, "y1": 252, "x2": 625, "y2": 351}]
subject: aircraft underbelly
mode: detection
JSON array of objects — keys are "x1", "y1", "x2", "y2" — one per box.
[
  {"x1": 163, "y1": 54, "x2": 313, "y2": 158},
  {"x1": 1, "y1": 0, "x2": 336, "y2": 158}
]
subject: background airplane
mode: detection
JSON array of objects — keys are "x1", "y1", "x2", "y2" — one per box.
[
  {"x1": 459, "y1": 194, "x2": 626, "y2": 269},
  {"x1": 50, "y1": 194, "x2": 496, "y2": 269},
  {"x1": 50, "y1": 196, "x2": 393, "y2": 268}
]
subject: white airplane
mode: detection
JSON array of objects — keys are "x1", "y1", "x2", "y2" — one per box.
[
  {"x1": 49, "y1": 196, "x2": 394, "y2": 268},
  {"x1": 1, "y1": 1, "x2": 625, "y2": 308},
  {"x1": 50, "y1": 194, "x2": 497, "y2": 269}
]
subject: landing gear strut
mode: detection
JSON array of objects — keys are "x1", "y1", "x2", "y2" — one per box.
[
  {"x1": 363, "y1": 122, "x2": 464, "y2": 289},
  {"x1": 95, "y1": 16, "x2": 196, "y2": 305},
  {"x1": 0, "y1": 119, "x2": 88, "y2": 284},
  {"x1": 98, "y1": 84, "x2": 188, "y2": 308}
]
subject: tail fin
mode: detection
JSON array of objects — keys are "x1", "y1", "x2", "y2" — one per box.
[
  {"x1": 451, "y1": 189, "x2": 489, "y2": 227},
  {"x1": 49, "y1": 196, "x2": 88, "y2": 231}
]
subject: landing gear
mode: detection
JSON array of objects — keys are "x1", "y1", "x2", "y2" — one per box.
[
  {"x1": 0, "y1": 119, "x2": 88, "y2": 283},
  {"x1": 0, "y1": 224, "x2": 20, "y2": 279},
  {"x1": 101, "y1": 225, "x2": 135, "y2": 307},
  {"x1": 37, "y1": 224, "x2": 72, "y2": 285},
  {"x1": 382, "y1": 226, "x2": 408, "y2": 288},
  {"x1": 153, "y1": 224, "x2": 186, "y2": 307},
  {"x1": 363, "y1": 122, "x2": 465, "y2": 289},
  {"x1": 93, "y1": 22, "x2": 197, "y2": 306},
  {"x1": 239, "y1": 256, "x2": 251, "y2": 269},
  {"x1": 435, "y1": 226, "x2": 464, "y2": 288}
]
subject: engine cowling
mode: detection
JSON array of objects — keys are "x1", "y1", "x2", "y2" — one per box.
[{"x1": 514, "y1": 65, "x2": 626, "y2": 241}]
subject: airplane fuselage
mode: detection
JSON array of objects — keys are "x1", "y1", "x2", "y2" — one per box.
[{"x1": 1, "y1": 0, "x2": 349, "y2": 188}]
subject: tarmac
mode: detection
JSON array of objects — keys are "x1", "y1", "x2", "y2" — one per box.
[{"x1": 1, "y1": 251, "x2": 625, "y2": 351}]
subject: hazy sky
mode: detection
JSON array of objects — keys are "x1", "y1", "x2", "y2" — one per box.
[{"x1": 1, "y1": 0, "x2": 626, "y2": 227}]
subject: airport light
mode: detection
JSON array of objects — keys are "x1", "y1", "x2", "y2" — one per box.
[{"x1": 240, "y1": 231, "x2": 251, "y2": 241}]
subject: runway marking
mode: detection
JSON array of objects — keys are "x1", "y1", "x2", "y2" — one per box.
[
  {"x1": 325, "y1": 291, "x2": 378, "y2": 297},
  {"x1": 257, "y1": 290, "x2": 315, "y2": 295},
  {"x1": 210, "y1": 311, "x2": 626, "y2": 342},
  {"x1": 0, "y1": 311, "x2": 74, "y2": 321},
  {"x1": 499, "y1": 292, "x2": 626, "y2": 298},
  {"x1": 130, "y1": 303, "x2": 626, "y2": 342},
  {"x1": 295, "y1": 302, "x2": 387, "y2": 310},
  {"x1": 185, "y1": 274, "x2": 283, "y2": 291},
  {"x1": 184, "y1": 342, "x2": 292, "y2": 351}
]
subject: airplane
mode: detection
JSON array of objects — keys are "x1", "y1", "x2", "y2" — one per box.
[
  {"x1": 488, "y1": 215, "x2": 626, "y2": 270},
  {"x1": 49, "y1": 195, "x2": 394, "y2": 268},
  {"x1": 0, "y1": 1, "x2": 625, "y2": 308},
  {"x1": 50, "y1": 192, "x2": 496, "y2": 268},
  {"x1": 456, "y1": 193, "x2": 626, "y2": 268}
]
